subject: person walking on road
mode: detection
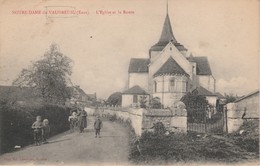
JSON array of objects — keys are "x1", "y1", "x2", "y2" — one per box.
[
  {"x1": 94, "y1": 116, "x2": 103, "y2": 138},
  {"x1": 78, "y1": 108, "x2": 87, "y2": 133},
  {"x1": 68, "y1": 111, "x2": 78, "y2": 132}
]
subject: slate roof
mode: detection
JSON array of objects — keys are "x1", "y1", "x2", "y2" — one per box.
[
  {"x1": 123, "y1": 85, "x2": 149, "y2": 95},
  {"x1": 215, "y1": 92, "x2": 225, "y2": 99},
  {"x1": 86, "y1": 93, "x2": 97, "y2": 100},
  {"x1": 192, "y1": 86, "x2": 216, "y2": 96},
  {"x1": 150, "y1": 14, "x2": 187, "y2": 53},
  {"x1": 73, "y1": 86, "x2": 88, "y2": 96},
  {"x1": 187, "y1": 54, "x2": 195, "y2": 62},
  {"x1": 128, "y1": 58, "x2": 150, "y2": 73},
  {"x1": 158, "y1": 14, "x2": 177, "y2": 43},
  {"x1": 192, "y1": 57, "x2": 212, "y2": 75},
  {"x1": 153, "y1": 57, "x2": 189, "y2": 77}
]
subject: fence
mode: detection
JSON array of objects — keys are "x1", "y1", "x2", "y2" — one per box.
[{"x1": 187, "y1": 109, "x2": 224, "y2": 134}]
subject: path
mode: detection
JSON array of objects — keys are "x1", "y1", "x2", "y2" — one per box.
[{"x1": 0, "y1": 117, "x2": 130, "y2": 165}]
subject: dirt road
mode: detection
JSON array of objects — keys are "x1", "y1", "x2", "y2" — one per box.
[{"x1": 0, "y1": 117, "x2": 130, "y2": 165}]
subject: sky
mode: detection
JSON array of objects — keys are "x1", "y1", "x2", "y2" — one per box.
[{"x1": 0, "y1": 0, "x2": 259, "y2": 99}]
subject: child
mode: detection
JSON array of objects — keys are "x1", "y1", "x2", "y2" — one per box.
[
  {"x1": 68, "y1": 112, "x2": 78, "y2": 132},
  {"x1": 94, "y1": 116, "x2": 103, "y2": 138},
  {"x1": 42, "y1": 119, "x2": 50, "y2": 143},
  {"x1": 32, "y1": 116, "x2": 43, "y2": 146}
]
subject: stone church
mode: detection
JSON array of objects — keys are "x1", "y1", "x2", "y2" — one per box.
[{"x1": 122, "y1": 11, "x2": 216, "y2": 108}]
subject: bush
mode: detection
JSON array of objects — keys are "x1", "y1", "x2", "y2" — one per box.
[
  {"x1": 228, "y1": 120, "x2": 259, "y2": 153},
  {"x1": 152, "y1": 122, "x2": 166, "y2": 135},
  {"x1": 0, "y1": 104, "x2": 71, "y2": 154},
  {"x1": 129, "y1": 131, "x2": 258, "y2": 164},
  {"x1": 109, "y1": 114, "x2": 117, "y2": 122}
]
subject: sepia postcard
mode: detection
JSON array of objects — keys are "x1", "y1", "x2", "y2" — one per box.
[{"x1": 0, "y1": 0, "x2": 259, "y2": 165}]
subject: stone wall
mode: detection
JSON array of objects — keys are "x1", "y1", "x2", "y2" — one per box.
[
  {"x1": 226, "y1": 98, "x2": 260, "y2": 133},
  {"x1": 87, "y1": 106, "x2": 187, "y2": 136},
  {"x1": 235, "y1": 92, "x2": 259, "y2": 119},
  {"x1": 226, "y1": 103, "x2": 244, "y2": 133},
  {"x1": 96, "y1": 107, "x2": 145, "y2": 136},
  {"x1": 84, "y1": 107, "x2": 96, "y2": 115},
  {"x1": 143, "y1": 108, "x2": 187, "y2": 133}
]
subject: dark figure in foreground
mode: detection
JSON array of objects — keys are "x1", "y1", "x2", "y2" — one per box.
[
  {"x1": 94, "y1": 116, "x2": 103, "y2": 138},
  {"x1": 32, "y1": 116, "x2": 43, "y2": 146},
  {"x1": 78, "y1": 109, "x2": 87, "y2": 133}
]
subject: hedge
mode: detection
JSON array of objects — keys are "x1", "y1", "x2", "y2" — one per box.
[{"x1": 0, "y1": 104, "x2": 71, "y2": 154}]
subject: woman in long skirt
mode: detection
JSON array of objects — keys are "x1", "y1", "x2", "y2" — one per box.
[{"x1": 78, "y1": 109, "x2": 87, "y2": 133}]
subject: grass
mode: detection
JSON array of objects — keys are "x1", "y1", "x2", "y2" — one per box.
[
  {"x1": 102, "y1": 109, "x2": 259, "y2": 164},
  {"x1": 129, "y1": 130, "x2": 259, "y2": 164}
]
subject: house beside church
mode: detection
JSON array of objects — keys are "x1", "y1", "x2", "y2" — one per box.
[
  {"x1": 122, "y1": 85, "x2": 149, "y2": 107},
  {"x1": 123, "y1": 10, "x2": 217, "y2": 108}
]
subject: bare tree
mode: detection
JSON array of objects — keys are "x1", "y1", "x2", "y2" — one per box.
[{"x1": 13, "y1": 44, "x2": 73, "y2": 104}]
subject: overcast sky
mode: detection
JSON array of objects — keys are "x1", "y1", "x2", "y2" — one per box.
[{"x1": 0, "y1": 0, "x2": 259, "y2": 99}]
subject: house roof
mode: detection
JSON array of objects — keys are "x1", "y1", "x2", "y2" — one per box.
[
  {"x1": 123, "y1": 85, "x2": 149, "y2": 95},
  {"x1": 215, "y1": 92, "x2": 225, "y2": 99},
  {"x1": 150, "y1": 14, "x2": 187, "y2": 53},
  {"x1": 86, "y1": 93, "x2": 96, "y2": 99},
  {"x1": 192, "y1": 57, "x2": 212, "y2": 75},
  {"x1": 234, "y1": 90, "x2": 259, "y2": 103},
  {"x1": 128, "y1": 58, "x2": 150, "y2": 73},
  {"x1": 192, "y1": 86, "x2": 216, "y2": 96},
  {"x1": 153, "y1": 57, "x2": 189, "y2": 77},
  {"x1": 73, "y1": 86, "x2": 88, "y2": 97}
]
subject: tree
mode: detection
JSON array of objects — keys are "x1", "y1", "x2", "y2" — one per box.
[
  {"x1": 139, "y1": 95, "x2": 147, "y2": 108},
  {"x1": 106, "y1": 92, "x2": 122, "y2": 106},
  {"x1": 149, "y1": 97, "x2": 163, "y2": 109},
  {"x1": 181, "y1": 92, "x2": 208, "y2": 111},
  {"x1": 13, "y1": 44, "x2": 73, "y2": 104},
  {"x1": 224, "y1": 93, "x2": 238, "y2": 104}
]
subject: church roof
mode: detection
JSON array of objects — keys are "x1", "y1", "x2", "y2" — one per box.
[
  {"x1": 192, "y1": 86, "x2": 216, "y2": 96},
  {"x1": 153, "y1": 57, "x2": 189, "y2": 77},
  {"x1": 192, "y1": 57, "x2": 212, "y2": 75},
  {"x1": 187, "y1": 55, "x2": 212, "y2": 75},
  {"x1": 159, "y1": 14, "x2": 177, "y2": 44},
  {"x1": 128, "y1": 58, "x2": 149, "y2": 73},
  {"x1": 187, "y1": 54, "x2": 195, "y2": 62},
  {"x1": 123, "y1": 85, "x2": 149, "y2": 95},
  {"x1": 150, "y1": 14, "x2": 187, "y2": 53}
]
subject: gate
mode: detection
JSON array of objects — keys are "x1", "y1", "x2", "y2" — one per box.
[{"x1": 187, "y1": 107, "x2": 225, "y2": 134}]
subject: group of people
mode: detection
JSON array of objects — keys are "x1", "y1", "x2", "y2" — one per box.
[
  {"x1": 32, "y1": 108, "x2": 103, "y2": 146},
  {"x1": 68, "y1": 108, "x2": 88, "y2": 133},
  {"x1": 68, "y1": 108, "x2": 103, "y2": 138},
  {"x1": 31, "y1": 116, "x2": 50, "y2": 146}
]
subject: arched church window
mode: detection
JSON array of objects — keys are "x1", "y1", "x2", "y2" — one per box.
[{"x1": 169, "y1": 78, "x2": 175, "y2": 92}]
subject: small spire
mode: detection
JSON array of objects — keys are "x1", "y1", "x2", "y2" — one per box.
[{"x1": 166, "y1": 0, "x2": 168, "y2": 15}]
